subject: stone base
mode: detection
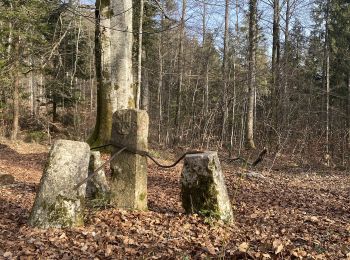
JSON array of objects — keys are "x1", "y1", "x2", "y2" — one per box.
[{"x1": 181, "y1": 151, "x2": 233, "y2": 222}]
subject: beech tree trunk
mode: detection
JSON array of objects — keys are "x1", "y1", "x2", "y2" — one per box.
[{"x1": 89, "y1": 0, "x2": 134, "y2": 147}]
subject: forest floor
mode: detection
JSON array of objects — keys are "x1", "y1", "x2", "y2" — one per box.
[{"x1": 0, "y1": 139, "x2": 350, "y2": 259}]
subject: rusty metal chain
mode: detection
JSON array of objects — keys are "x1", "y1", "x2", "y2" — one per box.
[
  {"x1": 74, "y1": 144, "x2": 203, "y2": 190},
  {"x1": 75, "y1": 144, "x2": 267, "y2": 190}
]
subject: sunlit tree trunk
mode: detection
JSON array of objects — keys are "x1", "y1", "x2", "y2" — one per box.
[{"x1": 89, "y1": 0, "x2": 134, "y2": 147}]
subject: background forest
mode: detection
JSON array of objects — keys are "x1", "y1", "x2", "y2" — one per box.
[{"x1": 0, "y1": 0, "x2": 349, "y2": 167}]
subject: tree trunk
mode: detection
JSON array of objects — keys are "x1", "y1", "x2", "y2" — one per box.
[
  {"x1": 174, "y1": 0, "x2": 186, "y2": 144},
  {"x1": 347, "y1": 74, "x2": 350, "y2": 150},
  {"x1": 282, "y1": 0, "x2": 290, "y2": 128},
  {"x1": 89, "y1": 0, "x2": 134, "y2": 147},
  {"x1": 141, "y1": 56, "x2": 149, "y2": 111},
  {"x1": 10, "y1": 29, "x2": 20, "y2": 140},
  {"x1": 246, "y1": 0, "x2": 257, "y2": 149},
  {"x1": 202, "y1": 2, "x2": 209, "y2": 117},
  {"x1": 221, "y1": 0, "x2": 230, "y2": 146},
  {"x1": 136, "y1": 0, "x2": 144, "y2": 109},
  {"x1": 157, "y1": 30, "x2": 163, "y2": 143},
  {"x1": 324, "y1": 0, "x2": 330, "y2": 165},
  {"x1": 272, "y1": 0, "x2": 280, "y2": 130},
  {"x1": 229, "y1": 0, "x2": 239, "y2": 156},
  {"x1": 11, "y1": 56, "x2": 19, "y2": 140}
]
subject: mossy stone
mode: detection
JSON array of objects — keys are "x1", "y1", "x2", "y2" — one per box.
[
  {"x1": 28, "y1": 140, "x2": 90, "y2": 228},
  {"x1": 181, "y1": 152, "x2": 233, "y2": 223}
]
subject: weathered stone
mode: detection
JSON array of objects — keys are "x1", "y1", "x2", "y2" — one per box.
[
  {"x1": 0, "y1": 174, "x2": 15, "y2": 185},
  {"x1": 181, "y1": 152, "x2": 233, "y2": 222},
  {"x1": 28, "y1": 140, "x2": 90, "y2": 228},
  {"x1": 110, "y1": 109, "x2": 148, "y2": 210},
  {"x1": 86, "y1": 151, "x2": 110, "y2": 199}
]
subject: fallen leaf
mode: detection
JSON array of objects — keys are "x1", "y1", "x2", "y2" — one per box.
[
  {"x1": 3, "y1": 252, "x2": 12, "y2": 258},
  {"x1": 238, "y1": 242, "x2": 249, "y2": 252},
  {"x1": 272, "y1": 239, "x2": 283, "y2": 254},
  {"x1": 310, "y1": 216, "x2": 319, "y2": 222},
  {"x1": 204, "y1": 241, "x2": 216, "y2": 255},
  {"x1": 275, "y1": 244, "x2": 283, "y2": 254}
]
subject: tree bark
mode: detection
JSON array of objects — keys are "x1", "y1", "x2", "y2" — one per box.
[{"x1": 89, "y1": 0, "x2": 134, "y2": 147}]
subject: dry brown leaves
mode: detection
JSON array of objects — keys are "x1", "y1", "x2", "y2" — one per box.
[{"x1": 0, "y1": 141, "x2": 350, "y2": 259}]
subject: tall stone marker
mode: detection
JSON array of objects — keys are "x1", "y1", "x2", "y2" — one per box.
[
  {"x1": 110, "y1": 109, "x2": 148, "y2": 211},
  {"x1": 181, "y1": 151, "x2": 233, "y2": 223},
  {"x1": 29, "y1": 140, "x2": 90, "y2": 228}
]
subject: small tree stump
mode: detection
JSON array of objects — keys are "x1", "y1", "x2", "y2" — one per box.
[
  {"x1": 28, "y1": 140, "x2": 90, "y2": 228},
  {"x1": 181, "y1": 151, "x2": 233, "y2": 222}
]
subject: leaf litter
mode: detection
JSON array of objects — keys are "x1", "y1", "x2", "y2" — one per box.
[{"x1": 0, "y1": 141, "x2": 350, "y2": 259}]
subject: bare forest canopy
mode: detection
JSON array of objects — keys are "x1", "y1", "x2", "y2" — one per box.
[{"x1": 0, "y1": 0, "x2": 349, "y2": 166}]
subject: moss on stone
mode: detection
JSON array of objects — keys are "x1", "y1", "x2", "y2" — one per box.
[
  {"x1": 87, "y1": 191, "x2": 112, "y2": 209},
  {"x1": 100, "y1": 0, "x2": 110, "y2": 9},
  {"x1": 46, "y1": 195, "x2": 84, "y2": 228},
  {"x1": 181, "y1": 173, "x2": 220, "y2": 219},
  {"x1": 128, "y1": 96, "x2": 135, "y2": 108},
  {"x1": 139, "y1": 192, "x2": 146, "y2": 201}
]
